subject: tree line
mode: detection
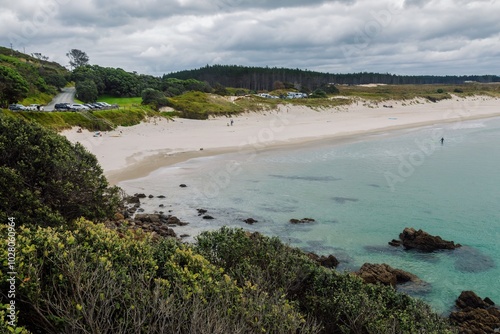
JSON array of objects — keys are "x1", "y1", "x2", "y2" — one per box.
[{"x1": 164, "y1": 64, "x2": 500, "y2": 92}]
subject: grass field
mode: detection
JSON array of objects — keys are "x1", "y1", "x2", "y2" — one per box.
[{"x1": 98, "y1": 96, "x2": 143, "y2": 107}]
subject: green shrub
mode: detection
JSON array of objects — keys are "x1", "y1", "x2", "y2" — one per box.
[
  {"x1": 0, "y1": 115, "x2": 120, "y2": 227},
  {"x1": 196, "y1": 228, "x2": 455, "y2": 333},
  {"x1": 0, "y1": 220, "x2": 318, "y2": 333}
]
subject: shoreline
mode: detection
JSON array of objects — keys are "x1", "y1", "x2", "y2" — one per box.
[{"x1": 61, "y1": 96, "x2": 500, "y2": 185}]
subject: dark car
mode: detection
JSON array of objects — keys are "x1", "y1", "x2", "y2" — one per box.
[
  {"x1": 54, "y1": 103, "x2": 71, "y2": 111},
  {"x1": 8, "y1": 104, "x2": 26, "y2": 111}
]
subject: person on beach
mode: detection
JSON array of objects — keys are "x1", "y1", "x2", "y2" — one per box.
[
  {"x1": 441, "y1": 137, "x2": 444, "y2": 145},
  {"x1": 230, "y1": 118, "x2": 234, "y2": 126}
]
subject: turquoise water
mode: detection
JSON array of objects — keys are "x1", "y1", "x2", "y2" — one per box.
[{"x1": 120, "y1": 117, "x2": 500, "y2": 314}]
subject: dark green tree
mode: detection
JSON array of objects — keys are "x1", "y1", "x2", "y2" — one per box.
[
  {"x1": 0, "y1": 65, "x2": 29, "y2": 107},
  {"x1": 0, "y1": 115, "x2": 121, "y2": 227},
  {"x1": 309, "y1": 89, "x2": 327, "y2": 98},
  {"x1": 76, "y1": 79, "x2": 98, "y2": 102},
  {"x1": 141, "y1": 88, "x2": 169, "y2": 110},
  {"x1": 66, "y1": 49, "x2": 89, "y2": 69}
]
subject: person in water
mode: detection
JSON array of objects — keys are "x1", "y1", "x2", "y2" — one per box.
[{"x1": 441, "y1": 137, "x2": 444, "y2": 145}]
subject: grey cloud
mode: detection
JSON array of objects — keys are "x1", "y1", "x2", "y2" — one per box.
[{"x1": 1, "y1": 0, "x2": 499, "y2": 77}]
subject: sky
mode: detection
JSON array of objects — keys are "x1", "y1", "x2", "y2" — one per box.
[{"x1": 1, "y1": 0, "x2": 499, "y2": 77}]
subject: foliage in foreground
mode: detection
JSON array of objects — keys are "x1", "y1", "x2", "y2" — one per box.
[
  {"x1": 0, "y1": 220, "x2": 317, "y2": 334},
  {"x1": 0, "y1": 115, "x2": 120, "y2": 227},
  {"x1": 196, "y1": 228, "x2": 456, "y2": 333},
  {"x1": 0, "y1": 222, "x2": 456, "y2": 333}
]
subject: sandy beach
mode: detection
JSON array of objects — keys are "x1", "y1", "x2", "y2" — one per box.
[{"x1": 61, "y1": 95, "x2": 500, "y2": 185}]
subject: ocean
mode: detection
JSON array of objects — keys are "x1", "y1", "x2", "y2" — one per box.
[{"x1": 119, "y1": 116, "x2": 500, "y2": 315}]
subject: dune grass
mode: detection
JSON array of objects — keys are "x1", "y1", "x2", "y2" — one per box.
[
  {"x1": 338, "y1": 83, "x2": 500, "y2": 101},
  {"x1": 1, "y1": 105, "x2": 160, "y2": 131},
  {"x1": 167, "y1": 91, "x2": 247, "y2": 119}
]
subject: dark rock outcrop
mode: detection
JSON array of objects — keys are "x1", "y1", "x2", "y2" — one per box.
[
  {"x1": 197, "y1": 209, "x2": 207, "y2": 216},
  {"x1": 290, "y1": 218, "x2": 315, "y2": 224},
  {"x1": 125, "y1": 195, "x2": 141, "y2": 204},
  {"x1": 179, "y1": 184, "x2": 187, "y2": 188},
  {"x1": 135, "y1": 193, "x2": 147, "y2": 198},
  {"x1": 388, "y1": 239, "x2": 401, "y2": 247},
  {"x1": 163, "y1": 215, "x2": 189, "y2": 226},
  {"x1": 449, "y1": 291, "x2": 500, "y2": 334},
  {"x1": 202, "y1": 215, "x2": 215, "y2": 220},
  {"x1": 308, "y1": 253, "x2": 339, "y2": 268},
  {"x1": 135, "y1": 213, "x2": 161, "y2": 223},
  {"x1": 243, "y1": 218, "x2": 258, "y2": 224},
  {"x1": 397, "y1": 227, "x2": 461, "y2": 252},
  {"x1": 355, "y1": 263, "x2": 421, "y2": 287}
]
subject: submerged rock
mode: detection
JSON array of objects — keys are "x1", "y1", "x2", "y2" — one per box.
[{"x1": 453, "y1": 246, "x2": 496, "y2": 273}]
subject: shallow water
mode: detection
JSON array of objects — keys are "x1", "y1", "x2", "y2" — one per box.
[{"x1": 120, "y1": 117, "x2": 500, "y2": 314}]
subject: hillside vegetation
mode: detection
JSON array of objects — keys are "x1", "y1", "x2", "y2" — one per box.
[{"x1": 0, "y1": 46, "x2": 69, "y2": 106}]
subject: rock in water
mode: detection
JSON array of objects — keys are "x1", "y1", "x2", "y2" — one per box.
[
  {"x1": 398, "y1": 227, "x2": 461, "y2": 252},
  {"x1": 355, "y1": 263, "x2": 422, "y2": 288},
  {"x1": 449, "y1": 291, "x2": 500, "y2": 334},
  {"x1": 289, "y1": 218, "x2": 316, "y2": 224},
  {"x1": 243, "y1": 218, "x2": 258, "y2": 224},
  {"x1": 307, "y1": 252, "x2": 339, "y2": 268}
]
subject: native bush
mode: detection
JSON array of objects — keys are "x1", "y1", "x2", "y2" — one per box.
[
  {"x1": 0, "y1": 115, "x2": 120, "y2": 227},
  {"x1": 196, "y1": 228, "x2": 455, "y2": 333},
  {"x1": 0, "y1": 220, "x2": 319, "y2": 333}
]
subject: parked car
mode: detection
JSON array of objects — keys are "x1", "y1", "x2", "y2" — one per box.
[
  {"x1": 95, "y1": 101, "x2": 118, "y2": 109},
  {"x1": 95, "y1": 102, "x2": 112, "y2": 108},
  {"x1": 26, "y1": 104, "x2": 44, "y2": 111},
  {"x1": 54, "y1": 103, "x2": 71, "y2": 111},
  {"x1": 68, "y1": 103, "x2": 90, "y2": 111},
  {"x1": 8, "y1": 104, "x2": 26, "y2": 111}
]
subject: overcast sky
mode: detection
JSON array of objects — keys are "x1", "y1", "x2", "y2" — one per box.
[{"x1": 1, "y1": 0, "x2": 499, "y2": 77}]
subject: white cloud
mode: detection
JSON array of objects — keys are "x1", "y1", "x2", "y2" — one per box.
[{"x1": 0, "y1": 0, "x2": 499, "y2": 76}]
